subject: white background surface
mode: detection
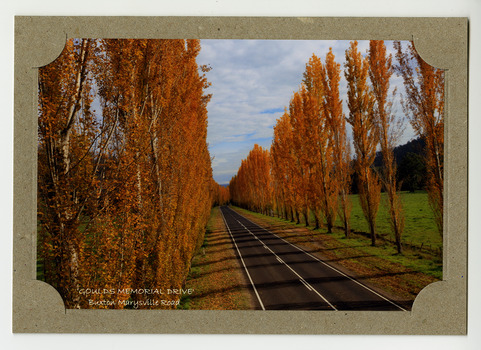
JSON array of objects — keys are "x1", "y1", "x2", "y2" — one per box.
[{"x1": 2, "y1": 0, "x2": 479, "y2": 349}]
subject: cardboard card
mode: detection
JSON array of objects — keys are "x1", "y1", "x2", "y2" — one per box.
[{"x1": 13, "y1": 16, "x2": 467, "y2": 334}]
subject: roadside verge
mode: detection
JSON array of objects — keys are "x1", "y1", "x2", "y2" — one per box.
[{"x1": 179, "y1": 206, "x2": 255, "y2": 310}]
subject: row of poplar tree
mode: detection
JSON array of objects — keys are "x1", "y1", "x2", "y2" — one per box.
[
  {"x1": 37, "y1": 39, "x2": 225, "y2": 309},
  {"x1": 229, "y1": 40, "x2": 444, "y2": 254}
]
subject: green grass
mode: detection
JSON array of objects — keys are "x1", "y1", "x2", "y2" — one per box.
[
  {"x1": 318, "y1": 191, "x2": 442, "y2": 253},
  {"x1": 177, "y1": 208, "x2": 212, "y2": 310},
  {"x1": 270, "y1": 191, "x2": 441, "y2": 253},
  {"x1": 36, "y1": 223, "x2": 45, "y2": 281},
  {"x1": 36, "y1": 260, "x2": 44, "y2": 280},
  {"x1": 178, "y1": 206, "x2": 254, "y2": 310},
  {"x1": 316, "y1": 226, "x2": 443, "y2": 280}
]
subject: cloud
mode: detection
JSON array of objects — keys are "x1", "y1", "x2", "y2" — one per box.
[
  {"x1": 198, "y1": 39, "x2": 413, "y2": 185},
  {"x1": 210, "y1": 135, "x2": 273, "y2": 185}
]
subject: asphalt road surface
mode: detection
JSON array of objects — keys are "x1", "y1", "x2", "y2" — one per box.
[{"x1": 220, "y1": 206, "x2": 407, "y2": 311}]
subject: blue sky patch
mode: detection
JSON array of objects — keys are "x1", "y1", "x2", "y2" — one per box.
[{"x1": 260, "y1": 107, "x2": 284, "y2": 114}]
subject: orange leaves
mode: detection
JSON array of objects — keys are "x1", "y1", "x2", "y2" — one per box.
[
  {"x1": 213, "y1": 182, "x2": 230, "y2": 206},
  {"x1": 302, "y1": 53, "x2": 342, "y2": 232},
  {"x1": 38, "y1": 39, "x2": 214, "y2": 309},
  {"x1": 321, "y1": 48, "x2": 352, "y2": 236},
  {"x1": 269, "y1": 49, "x2": 350, "y2": 233},
  {"x1": 37, "y1": 38, "x2": 99, "y2": 307},
  {"x1": 394, "y1": 41, "x2": 444, "y2": 236},
  {"x1": 230, "y1": 144, "x2": 272, "y2": 215},
  {"x1": 271, "y1": 112, "x2": 295, "y2": 220},
  {"x1": 289, "y1": 85, "x2": 326, "y2": 227},
  {"x1": 369, "y1": 40, "x2": 405, "y2": 253},
  {"x1": 345, "y1": 40, "x2": 381, "y2": 246}
]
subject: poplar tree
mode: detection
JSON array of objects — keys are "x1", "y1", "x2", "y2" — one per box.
[
  {"x1": 345, "y1": 41, "x2": 381, "y2": 246},
  {"x1": 38, "y1": 38, "x2": 97, "y2": 308},
  {"x1": 271, "y1": 112, "x2": 296, "y2": 221},
  {"x1": 230, "y1": 144, "x2": 271, "y2": 214},
  {"x1": 303, "y1": 56, "x2": 338, "y2": 232},
  {"x1": 394, "y1": 41, "x2": 444, "y2": 236},
  {"x1": 369, "y1": 40, "x2": 405, "y2": 253},
  {"x1": 288, "y1": 88, "x2": 317, "y2": 226},
  {"x1": 38, "y1": 39, "x2": 214, "y2": 309}
]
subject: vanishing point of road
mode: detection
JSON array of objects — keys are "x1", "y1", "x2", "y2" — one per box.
[{"x1": 220, "y1": 206, "x2": 408, "y2": 311}]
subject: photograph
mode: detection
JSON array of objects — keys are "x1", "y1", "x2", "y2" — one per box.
[{"x1": 36, "y1": 38, "x2": 444, "y2": 311}]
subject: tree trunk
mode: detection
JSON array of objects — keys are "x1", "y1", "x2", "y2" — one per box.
[
  {"x1": 344, "y1": 219, "x2": 350, "y2": 238},
  {"x1": 303, "y1": 209, "x2": 309, "y2": 227},
  {"x1": 67, "y1": 239, "x2": 80, "y2": 308},
  {"x1": 370, "y1": 222, "x2": 376, "y2": 246},
  {"x1": 395, "y1": 230, "x2": 403, "y2": 254},
  {"x1": 326, "y1": 219, "x2": 333, "y2": 233},
  {"x1": 314, "y1": 213, "x2": 320, "y2": 230}
]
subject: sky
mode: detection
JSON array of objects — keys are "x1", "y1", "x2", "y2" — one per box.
[{"x1": 197, "y1": 39, "x2": 414, "y2": 185}]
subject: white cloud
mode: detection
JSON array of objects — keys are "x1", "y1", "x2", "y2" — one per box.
[{"x1": 198, "y1": 39, "x2": 414, "y2": 184}]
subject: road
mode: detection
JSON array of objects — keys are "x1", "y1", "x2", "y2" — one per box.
[{"x1": 220, "y1": 206, "x2": 407, "y2": 311}]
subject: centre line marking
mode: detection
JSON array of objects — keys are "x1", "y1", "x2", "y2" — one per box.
[
  {"x1": 300, "y1": 279, "x2": 313, "y2": 291},
  {"x1": 234, "y1": 216, "x2": 337, "y2": 311},
  {"x1": 228, "y1": 207, "x2": 407, "y2": 312}
]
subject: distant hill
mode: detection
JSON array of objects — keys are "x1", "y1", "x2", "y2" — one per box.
[
  {"x1": 373, "y1": 137, "x2": 426, "y2": 168},
  {"x1": 372, "y1": 137, "x2": 428, "y2": 192},
  {"x1": 351, "y1": 137, "x2": 426, "y2": 193}
]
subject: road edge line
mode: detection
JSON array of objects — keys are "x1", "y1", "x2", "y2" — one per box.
[
  {"x1": 235, "y1": 217, "x2": 338, "y2": 311},
  {"x1": 220, "y1": 206, "x2": 266, "y2": 311}
]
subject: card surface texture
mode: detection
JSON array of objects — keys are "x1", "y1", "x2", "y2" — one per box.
[{"x1": 13, "y1": 16, "x2": 467, "y2": 334}]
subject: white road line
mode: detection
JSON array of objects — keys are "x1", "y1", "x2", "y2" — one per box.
[
  {"x1": 234, "y1": 217, "x2": 337, "y2": 311},
  {"x1": 228, "y1": 207, "x2": 407, "y2": 312},
  {"x1": 299, "y1": 279, "x2": 313, "y2": 291},
  {"x1": 220, "y1": 208, "x2": 266, "y2": 311}
]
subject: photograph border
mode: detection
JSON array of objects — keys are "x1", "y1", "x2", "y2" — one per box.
[{"x1": 13, "y1": 16, "x2": 467, "y2": 334}]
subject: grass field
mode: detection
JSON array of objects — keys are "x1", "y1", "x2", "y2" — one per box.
[
  {"x1": 297, "y1": 191, "x2": 442, "y2": 254},
  {"x1": 344, "y1": 191, "x2": 442, "y2": 252}
]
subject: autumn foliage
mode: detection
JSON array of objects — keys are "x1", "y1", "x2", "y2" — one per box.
[
  {"x1": 213, "y1": 181, "x2": 230, "y2": 206},
  {"x1": 344, "y1": 41, "x2": 381, "y2": 246},
  {"x1": 230, "y1": 144, "x2": 272, "y2": 215},
  {"x1": 231, "y1": 40, "x2": 443, "y2": 251},
  {"x1": 303, "y1": 50, "x2": 351, "y2": 234},
  {"x1": 38, "y1": 39, "x2": 216, "y2": 309},
  {"x1": 369, "y1": 40, "x2": 405, "y2": 253},
  {"x1": 270, "y1": 112, "x2": 296, "y2": 221},
  {"x1": 394, "y1": 41, "x2": 444, "y2": 236}
]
